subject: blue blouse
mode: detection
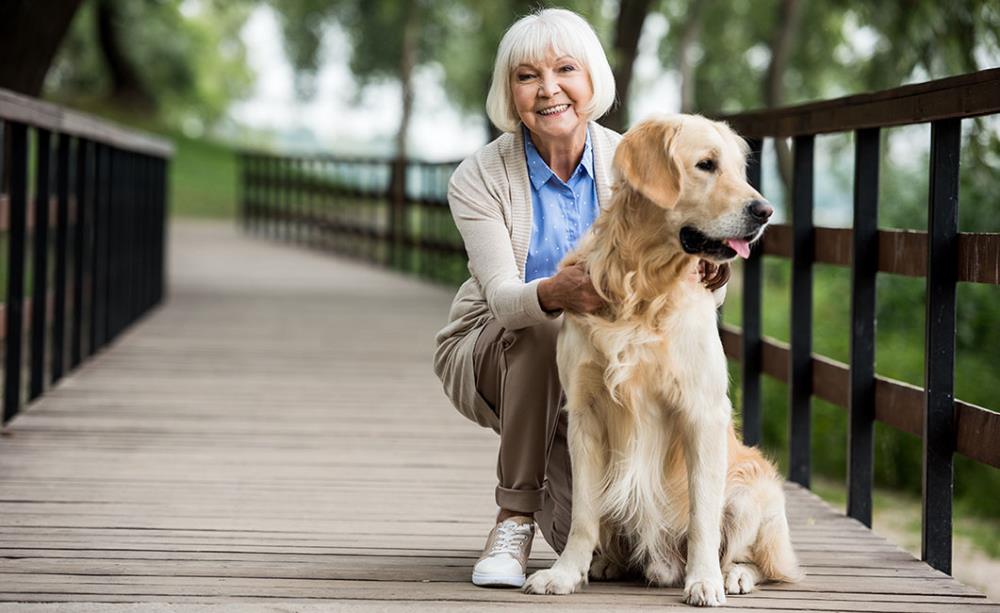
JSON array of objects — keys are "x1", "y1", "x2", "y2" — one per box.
[{"x1": 523, "y1": 126, "x2": 600, "y2": 282}]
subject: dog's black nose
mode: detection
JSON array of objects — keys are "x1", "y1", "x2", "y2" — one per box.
[{"x1": 747, "y1": 200, "x2": 773, "y2": 222}]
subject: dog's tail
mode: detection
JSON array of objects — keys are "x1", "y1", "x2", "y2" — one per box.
[{"x1": 753, "y1": 511, "x2": 804, "y2": 583}]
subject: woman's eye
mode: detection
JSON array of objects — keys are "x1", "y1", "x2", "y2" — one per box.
[
  {"x1": 517, "y1": 73, "x2": 536, "y2": 82},
  {"x1": 559, "y1": 64, "x2": 576, "y2": 72},
  {"x1": 696, "y1": 159, "x2": 717, "y2": 172}
]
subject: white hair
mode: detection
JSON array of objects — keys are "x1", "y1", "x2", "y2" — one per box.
[{"x1": 486, "y1": 8, "x2": 616, "y2": 133}]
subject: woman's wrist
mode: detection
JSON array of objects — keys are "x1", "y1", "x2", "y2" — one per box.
[{"x1": 537, "y1": 278, "x2": 561, "y2": 313}]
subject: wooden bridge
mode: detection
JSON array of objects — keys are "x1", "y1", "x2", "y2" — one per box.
[
  {"x1": 2, "y1": 72, "x2": 1000, "y2": 610},
  {"x1": 0, "y1": 220, "x2": 994, "y2": 611}
]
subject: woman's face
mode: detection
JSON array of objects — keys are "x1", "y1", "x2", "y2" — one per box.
[{"x1": 511, "y1": 50, "x2": 593, "y2": 144}]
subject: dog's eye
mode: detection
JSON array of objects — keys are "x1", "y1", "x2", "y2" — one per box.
[{"x1": 696, "y1": 159, "x2": 717, "y2": 172}]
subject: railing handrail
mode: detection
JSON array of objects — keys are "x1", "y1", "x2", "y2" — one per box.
[
  {"x1": 0, "y1": 87, "x2": 173, "y2": 158},
  {"x1": 239, "y1": 151, "x2": 460, "y2": 167},
  {"x1": 718, "y1": 67, "x2": 1000, "y2": 137}
]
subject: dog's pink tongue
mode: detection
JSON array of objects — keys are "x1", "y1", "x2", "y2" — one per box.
[{"x1": 726, "y1": 238, "x2": 751, "y2": 259}]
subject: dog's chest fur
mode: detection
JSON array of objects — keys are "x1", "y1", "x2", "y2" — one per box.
[{"x1": 561, "y1": 285, "x2": 731, "y2": 563}]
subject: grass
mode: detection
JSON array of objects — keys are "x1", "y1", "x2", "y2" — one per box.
[
  {"x1": 168, "y1": 132, "x2": 238, "y2": 219},
  {"x1": 35, "y1": 99, "x2": 240, "y2": 220}
]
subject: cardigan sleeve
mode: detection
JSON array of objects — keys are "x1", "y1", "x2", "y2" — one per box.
[{"x1": 447, "y1": 155, "x2": 555, "y2": 330}]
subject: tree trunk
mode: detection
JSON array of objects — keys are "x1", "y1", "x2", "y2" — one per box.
[
  {"x1": 96, "y1": 0, "x2": 155, "y2": 109},
  {"x1": 390, "y1": 0, "x2": 420, "y2": 266},
  {"x1": 395, "y1": 1, "x2": 420, "y2": 161},
  {"x1": 0, "y1": 0, "x2": 83, "y2": 96},
  {"x1": 602, "y1": 0, "x2": 654, "y2": 132},
  {"x1": 678, "y1": 2, "x2": 705, "y2": 113},
  {"x1": 765, "y1": 0, "x2": 804, "y2": 194}
]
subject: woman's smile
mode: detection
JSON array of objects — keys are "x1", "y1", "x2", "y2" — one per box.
[{"x1": 537, "y1": 103, "x2": 571, "y2": 117}]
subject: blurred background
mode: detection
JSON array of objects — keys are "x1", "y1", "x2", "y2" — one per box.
[{"x1": 2, "y1": 0, "x2": 997, "y2": 596}]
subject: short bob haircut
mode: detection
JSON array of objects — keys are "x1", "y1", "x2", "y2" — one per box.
[{"x1": 486, "y1": 8, "x2": 616, "y2": 134}]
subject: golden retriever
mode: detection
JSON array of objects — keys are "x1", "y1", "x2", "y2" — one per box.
[{"x1": 523, "y1": 115, "x2": 802, "y2": 606}]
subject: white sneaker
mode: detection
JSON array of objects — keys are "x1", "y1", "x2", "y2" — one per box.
[{"x1": 472, "y1": 516, "x2": 535, "y2": 588}]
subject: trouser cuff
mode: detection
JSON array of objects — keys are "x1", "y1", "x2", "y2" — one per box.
[{"x1": 496, "y1": 485, "x2": 545, "y2": 514}]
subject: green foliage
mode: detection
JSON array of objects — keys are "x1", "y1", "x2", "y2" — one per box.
[
  {"x1": 168, "y1": 133, "x2": 239, "y2": 218},
  {"x1": 44, "y1": 0, "x2": 254, "y2": 132}
]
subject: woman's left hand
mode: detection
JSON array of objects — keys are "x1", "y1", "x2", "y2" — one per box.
[{"x1": 699, "y1": 261, "x2": 730, "y2": 292}]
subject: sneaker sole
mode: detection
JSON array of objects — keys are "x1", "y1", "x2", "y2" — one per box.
[{"x1": 472, "y1": 571, "x2": 525, "y2": 588}]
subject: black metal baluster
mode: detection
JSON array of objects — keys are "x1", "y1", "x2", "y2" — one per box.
[
  {"x1": 3, "y1": 122, "x2": 28, "y2": 423},
  {"x1": 144, "y1": 155, "x2": 154, "y2": 312},
  {"x1": 120, "y1": 151, "x2": 130, "y2": 330},
  {"x1": 90, "y1": 143, "x2": 106, "y2": 352},
  {"x1": 237, "y1": 152, "x2": 246, "y2": 231},
  {"x1": 71, "y1": 139, "x2": 90, "y2": 367},
  {"x1": 107, "y1": 149, "x2": 119, "y2": 339},
  {"x1": 155, "y1": 157, "x2": 167, "y2": 305},
  {"x1": 789, "y1": 135, "x2": 814, "y2": 488},
  {"x1": 273, "y1": 155, "x2": 281, "y2": 240},
  {"x1": 296, "y1": 156, "x2": 305, "y2": 245},
  {"x1": 106, "y1": 148, "x2": 119, "y2": 341},
  {"x1": 848, "y1": 128, "x2": 880, "y2": 526},
  {"x1": 29, "y1": 128, "x2": 51, "y2": 401},
  {"x1": 104, "y1": 148, "x2": 116, "y2": 341},
  {"x1": 52, "y1": 133, "x2": 71, "y2": 384},
  {"x1": 283, "y1": 156, "x2": 292, "y2": 243},
  {"x1": 922, "y1": 118, "x2": 960, "y2": 575},
  {"x1": 742, "y1": 137, "x2": 764, "y2": 447}
]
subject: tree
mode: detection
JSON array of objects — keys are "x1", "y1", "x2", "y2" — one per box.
[
  {"x1": 95, "y1": 0, "x2": 155, "y2": 110},
  {"x1": 602, "y1": 0, "x2": 656, "y2": 132},
  {"x1": 0, "y1": 0, "x2": 83, "y2": 96},
  {"x1": 45, "y1": 0, "x2": 254, "y2": 131},
  {"x1": 271, "y1": 0, "x2": 445, "y2": 158},
  {"x1": 273, "y1": 0, "x2": 619, "y2": 147}
]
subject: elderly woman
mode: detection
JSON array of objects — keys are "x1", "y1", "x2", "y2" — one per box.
[{"x1": 433, "y1": 9, "x2": 727, "y2": 588}]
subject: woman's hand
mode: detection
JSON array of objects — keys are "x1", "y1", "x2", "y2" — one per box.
[
  {"x1": 700, "y1": 261, "x2": 730, "y2": 291},
  {"x1": 537, "y1": 263, "x2": 606, "y2": 314}
]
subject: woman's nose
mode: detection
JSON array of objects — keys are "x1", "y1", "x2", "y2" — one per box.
[{"x1": 538, "y1": 74, "x2": 561, "y2": 97}]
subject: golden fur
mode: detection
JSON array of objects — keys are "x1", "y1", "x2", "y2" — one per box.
[{"x1": 525, "y1": 115, "x2": 802, "y2": 606}]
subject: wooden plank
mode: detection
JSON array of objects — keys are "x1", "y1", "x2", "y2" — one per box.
[
  {"x1": 0, "y1": 88, "x2": 173, "y2": 158},
  {"x1": 718, "y1": 325, "x2": 1000, "y2": 468},
  {"x1": 718, "y1": 68, "x2": 1000, "y2": 137},
  {"x1": 760, "y1": 225, "x2": 1000, "y2": 285}
]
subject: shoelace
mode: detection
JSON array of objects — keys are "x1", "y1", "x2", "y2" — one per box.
[{"x1": 489, "y1": 521, "x2": 532, "y2": 556}]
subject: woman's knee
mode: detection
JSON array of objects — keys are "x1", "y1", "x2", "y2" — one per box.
[{"x1": 508, "y1": 317, "x2": 562, "y2": 363}]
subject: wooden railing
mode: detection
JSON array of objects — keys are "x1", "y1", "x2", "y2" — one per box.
[
  {"x1": 238, "y1": 155, "x2": 465, "y2": 284},
  {"x1": 237, "y1": 69, "x2": 1000, "y2": 577},
  {"x1": 718, "y1": 68, "x2": 1000, "y2": 575},
  {"x1": 0, "y1": 88, "x2": 171, "y2": 426}
]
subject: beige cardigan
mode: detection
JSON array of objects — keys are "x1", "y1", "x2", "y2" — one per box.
[
  {"x1": 432, "y1": 122, "x2": 620, "y2": 430},
  {"x1": 432, "y1": 122, "x2": 723, "y2": 430}
]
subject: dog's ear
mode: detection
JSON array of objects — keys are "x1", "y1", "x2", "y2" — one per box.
[{"x1": 614, "y1": 120, "x2": 682, "y2": 209}]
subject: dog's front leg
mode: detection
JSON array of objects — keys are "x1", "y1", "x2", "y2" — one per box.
[
  {"x1": 524, "y1": 410, "x2": 603, "y2": 595},
  {"x1": 681, "y1": 410, "x2": 728, "y2": 607}
]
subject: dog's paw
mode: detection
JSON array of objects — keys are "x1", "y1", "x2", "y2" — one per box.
[
  {"x1": 723, "y1": 564, "x2": 758, "y2": 595},
  {"x1": 644, "y1": 558, "x2": 684, "y2": 587},
  {"x1": 589, "y1": 554, "x2": 625, "y2": 581},
  {"x1": 684, "y1": 575, "x2": 727, "y2": 607},
  {"x1": 523, "y1": 567, "x2": 586, "y2": 595}
]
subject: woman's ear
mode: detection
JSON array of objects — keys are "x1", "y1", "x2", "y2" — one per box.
[{"x1": 614, "y1": 119, "x2": 682, "y2": 209}]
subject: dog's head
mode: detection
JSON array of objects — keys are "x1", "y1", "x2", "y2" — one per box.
[{"x1": 613, "y1": 114, "x2": 772, "y2": 263}]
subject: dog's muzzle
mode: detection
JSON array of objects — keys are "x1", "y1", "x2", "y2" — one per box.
[{"x1": 679, "y1": 200, "x2": 773, "y2": 260}]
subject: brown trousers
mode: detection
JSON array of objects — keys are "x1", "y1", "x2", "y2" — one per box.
[{"x1": 472, "y1": 317, "x2": 572, "y2": 554}]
